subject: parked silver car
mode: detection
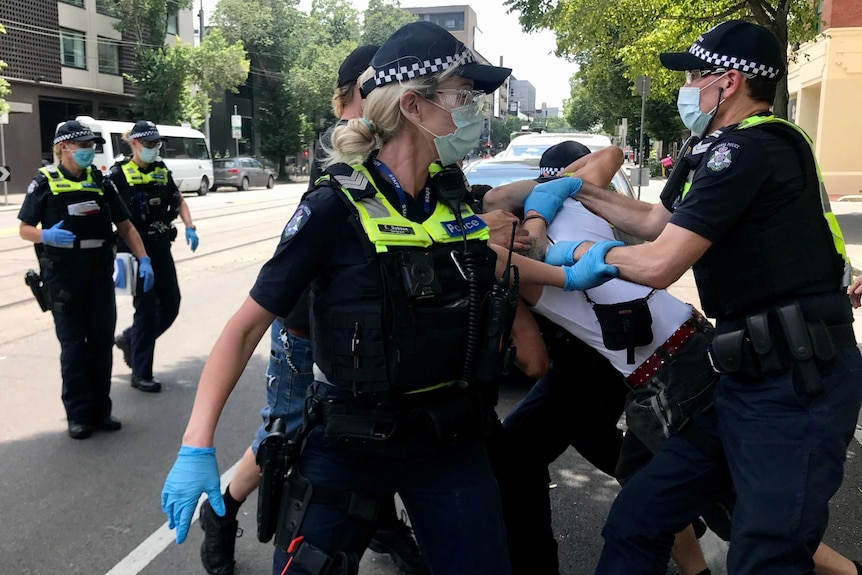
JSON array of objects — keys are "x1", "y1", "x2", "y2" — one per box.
[{"x1": 212, "y1": 157, "x2": 275, "y2": 191}]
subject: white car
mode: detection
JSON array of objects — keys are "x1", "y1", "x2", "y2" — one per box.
[{"x1": 498, "y1": 132, "x2": 614, "y2": 159}]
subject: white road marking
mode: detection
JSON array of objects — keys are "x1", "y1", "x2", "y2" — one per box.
[{"x1": 104, "y1": 458, "x2": 241, "y2": 575}]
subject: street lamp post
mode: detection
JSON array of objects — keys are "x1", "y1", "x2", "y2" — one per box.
[{"x1": 635, "y1": 75, "x2": 650, "y2": 200}]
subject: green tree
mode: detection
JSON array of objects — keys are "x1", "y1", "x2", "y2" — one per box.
[
  {"x1": 362, "y1": 0, "x2": 417, "y2": 46},
  {"x1": 308, "y1": 0, "x2": 361, "y2": 47},
  {"x1": 182, "y1": 30, "x2": 250, "y2": 129},
  {"x1": 213, "y1": 0, "x2": 308, "y2": 177},
  {"x1": 112, "y1": 0, "x2": 246, "y2": 125},
  {"x1": 0, "y1": 24, "x2": 9, "y2": 115},
  {"x1": 507, "y1": 0, "x2": 821, "y2": 118},
  {"x1": 490, "y1": 115, "x2": 525, "y2": 150}
]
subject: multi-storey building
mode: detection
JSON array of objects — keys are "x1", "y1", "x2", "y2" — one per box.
[
  {"x1": 787, "y1": 0, "x2": 862, "y2": 196},
  {"x1": 509, "y1": 78, "x2": 536, "y2": 118},
  {"x1": 0, "y1": 0, "x2": 194, "y2": 193},
  {"x1": 406, "y1": 4, "x2": 510, "y2": 120}
]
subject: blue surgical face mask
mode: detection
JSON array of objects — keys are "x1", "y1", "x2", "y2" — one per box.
[
  {"x1": 71, "y1": 147, "x2": 95, "y2": 169},
  {"x1": 138, "y1": 147, "x2": 159, "y2": 164},
  {"x1": 433, "y1": 101, "x2": 485, "y2": 166},
  {"x1": 414, "y1": 96, "x2": 486, "y2": 167},
  {"x1": 676, "y1": 73, "x2": 727, "y2": 137}
]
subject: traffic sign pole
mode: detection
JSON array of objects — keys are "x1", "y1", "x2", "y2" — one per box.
[{"x1": 1, "y1": 120, "x2": 7, "y2": 205}]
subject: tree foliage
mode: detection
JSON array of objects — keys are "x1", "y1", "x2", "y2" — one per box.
[
  {"x1": 506, "y1": 0, "x2": 822, "y2": 118},
  {"x1": 114, "y1": 0, "x2": 247, "y2": 127},
  {"x1": 0, "y1": 24, "x2": 9, "y2": 115},
  {"x1": 362, "y1": 0, "x2": 417, "y2": 46}
]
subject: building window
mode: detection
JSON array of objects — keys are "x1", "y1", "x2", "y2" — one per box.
[
  {"x1": 418, "y1": 12, "x2": 464, "y2": 31},
  {"x1": 98, "y1": 38, "x2": 120, "y2": 75},
  {"x1": 59, "y1": 0, "x2": 84, "y2": 7},
  {"x1": 60, "y1": 29, "x2": 87, "y2": 70},
  {"x1": 96, "y1": 0, "x2": 118, "y2": 17},
  {"x1": 166, "y1": 12, "x2": 179, "y2": 35},
  {"x1": 815, "y1": 0, "x2": 823, "y2": 33}
]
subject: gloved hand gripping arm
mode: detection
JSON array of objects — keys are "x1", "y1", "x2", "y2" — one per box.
[
  {"x1": 544, "y1": 240, "x2": 623, "y2": 291},
  {"x1": 523, "y1": 177, "x2": 583, "y2": 224}
]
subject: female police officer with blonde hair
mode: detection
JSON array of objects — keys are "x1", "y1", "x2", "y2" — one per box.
[
  {"x1": 18, "y1": 120, "x2": 153, "y2": 439},
  {"x1": 160, "y1": 21, "x2": 523, "y2": 574}
]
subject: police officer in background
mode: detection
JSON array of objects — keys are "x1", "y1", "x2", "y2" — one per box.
[
  {"x1": 18, "y1": 120, "x2": 155, "y2": 439},
  {"x1": 564, "y1": 21, "x2": 862, "y2": 574},
  {"x1": 161, "y1": 21, "x2": 519, "y2": 574},
  {"x1": 111, "y1": 121, "x2": 199, "y2": 393}
]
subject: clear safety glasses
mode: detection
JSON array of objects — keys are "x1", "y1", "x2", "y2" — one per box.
[
  {"x1": 141, "y1": 141, "x2": 163, "y2": 150},
  {"x1": 435, "y1": 89, "x2": 489, "y2": 112}
]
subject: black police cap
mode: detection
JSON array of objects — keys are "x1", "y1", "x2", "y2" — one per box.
[
  {"x1": 360, "y1": 21, "x2": 511, "y2": 97},
  {"x1": 53, "y1": 120, "x2": 106, "y2": 145},
  {"x1": 660, "y1": 20, "x2": 785, "y2": 80},
  {"x1": 337, "y1": 44, "x2": 379, "y2": 88},
  {"x1": 539, "y1": 141, "x2": 592, "y2": 177},
  {"x1": 129, "y1": 120, "x2": 166, "y2": 142}
]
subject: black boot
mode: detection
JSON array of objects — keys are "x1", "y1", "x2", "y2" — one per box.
[
  {"x1": 368, "y1": 511, "x2": 429, "y2": 575},
  {"x1": 199, "y1": 499, "x2": 241, "y2": 575}
]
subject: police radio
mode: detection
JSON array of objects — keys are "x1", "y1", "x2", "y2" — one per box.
[{"x1": 433, "y1": 165, "x2": 519, "y2": 384}]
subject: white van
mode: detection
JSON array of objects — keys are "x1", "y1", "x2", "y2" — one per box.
[
  {"x1": 498, "y1": 132, "x2": 614, "y2": 159},
  {"x1": 70, "y1": 116, "x2": 214, "y2": 195}
]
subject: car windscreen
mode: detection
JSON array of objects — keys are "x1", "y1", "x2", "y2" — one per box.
[
  {"x1": 464, "y1": 165, "x2": 539, "y2": 188},
  {"x1": 214, "y1": 159, "x2": 238, "y2": 168}
]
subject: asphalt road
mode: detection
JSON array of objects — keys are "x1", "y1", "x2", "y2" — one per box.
[{"x1": 0, "y1": 181, "x2": 858, "y2": 575}]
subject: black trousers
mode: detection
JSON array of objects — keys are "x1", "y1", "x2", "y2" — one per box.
[
  {"x1": 44, "y1": 251, "x2": 116, "y2": 424},
  {"x1": 490, "y1": 336, "x2": 627, "y2": 575},
  {"x1": 121, "y1": 240, "x2": 181, "y2": 378}
]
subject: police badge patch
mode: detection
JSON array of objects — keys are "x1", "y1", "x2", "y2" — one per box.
[
  {"x1": 282, "y1": 205, "x2": 311, "y2": 240},
  {"x1": 707, "y1": 144, "x2": 733, "y2": 172}
]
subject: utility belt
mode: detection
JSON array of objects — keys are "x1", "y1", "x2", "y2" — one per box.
[
  {"x1": 142, "y1": 222, "x2": 177, "y2": 243},
  {"x1": 626, "y1": 309, "x2": 712, "y2": 389},
  {"x1": 706, "y1": 300, "x2": 856, "y2": 395},
  {"x1": 310, "y1": 383, "x2": 488, "y2": 452}
]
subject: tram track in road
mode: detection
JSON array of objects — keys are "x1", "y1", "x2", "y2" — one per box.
[{"x1": 0, "y1": 195, "x2": 298, "y2": 311}]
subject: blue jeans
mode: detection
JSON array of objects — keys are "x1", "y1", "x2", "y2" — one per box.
[
  {"x1": 251, "y1": 323, "x2": 314, "y2": 455},
  {"x1": 273, "y1": 387, "x2": 512, "y2": 575}
]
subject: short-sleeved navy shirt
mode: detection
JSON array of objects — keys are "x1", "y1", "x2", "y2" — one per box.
[
  {"x1": 660, "y1": 116, "x2": 808, "y2": 245},
  {"x1": 18, "y1": 164, "x2": 130, "y2": 227},
  {"x1": 250, "y1": 158, "x2": 439, "y2": 318}
]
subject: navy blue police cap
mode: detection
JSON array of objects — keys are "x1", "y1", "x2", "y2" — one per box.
[
  {"x1": 360, "y1": 21, "x2": 511, "y2": 97},
  {"x1": 538, "y1": 141, "x2": 592, "y2": 179},
  {"x1": 53, "y1": 120, "x2": 106, "y2": 145},
  {"x1": 337, "y1": 44, "x2": 379, "y2": 88},
  {"x1": 659, "y1": 20, "x2": 785, "y2": 80},
  {"x1": 129, "y1": 120, "x2": 166, "y2": 142}
]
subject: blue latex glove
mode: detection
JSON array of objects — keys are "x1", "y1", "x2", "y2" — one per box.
[
  {"x1": 562, "y1": 240, "x2": 624, "y2": 291},
  {"x1": 185, "y1": 227, "x2": 199, "y2": 252},
  {"x1": 138, "y1": 256, "x2": 155, "y2": 293},
  {"x1": 161, "y1": 445, "x2": 225, "y2": 544},
  {"x1": 524, "y1": 177, "x2": 583, "y2": 223},
  {"x1": 41, "y1": 221, "x2": 76, "y2": 247},
  {"x1": 544, "y1": 240, "x2": 583, "y2": 266}
]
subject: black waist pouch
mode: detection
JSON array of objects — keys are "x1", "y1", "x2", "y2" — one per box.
[{"x1": 589, "y1": 290, "x2": 655, "y2": 364}]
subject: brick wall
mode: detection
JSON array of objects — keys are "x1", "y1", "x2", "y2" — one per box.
[{"x1": 822, "y1": 0, "x2": 862, "y2": 30}]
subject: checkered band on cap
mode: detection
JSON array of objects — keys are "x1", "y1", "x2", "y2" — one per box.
[
  {"x1": 53, "y1": 129, "x2": 95, "y2": 145},
  {"x1": 130, "y1": 129, "x2": 160, "y2": 140},
  {"x1": 372, "y1": 47, "x2": 475, "y2": 88},
  {"x1": 540, "y1": 167, "x2": 563, "y2": 176},
  {"x1": 689, "y1": 42, "x2": 780, "y2": 78}
]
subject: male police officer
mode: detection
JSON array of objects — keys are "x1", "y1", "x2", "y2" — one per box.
[
  {"x1": 557, "y1": 20, "x2": 862, "y2": 575},
  {"x1": 18, "y1": 120, "x2": 154, "y2": 438}
]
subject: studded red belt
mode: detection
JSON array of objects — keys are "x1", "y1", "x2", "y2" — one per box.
[{"x1": 625, "y1": 315, "x2": 702, "y2": 389}]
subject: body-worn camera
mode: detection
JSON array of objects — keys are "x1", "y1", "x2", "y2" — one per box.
[{"x1": 400, "y1": 250, "x2": 442, "y2": 300}]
